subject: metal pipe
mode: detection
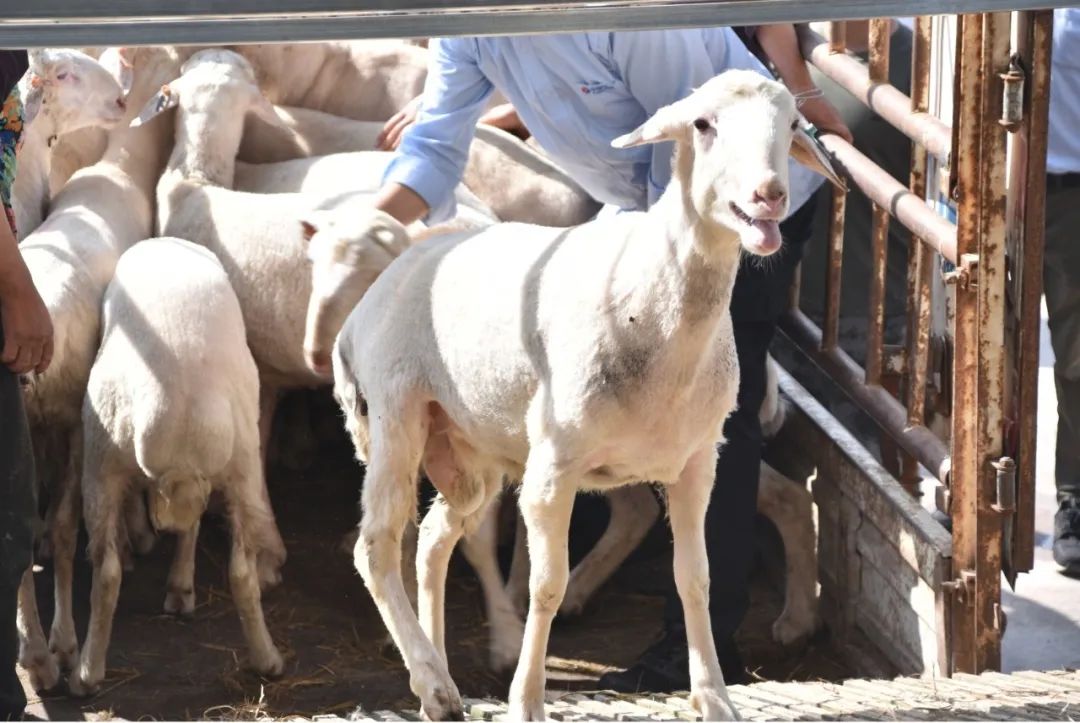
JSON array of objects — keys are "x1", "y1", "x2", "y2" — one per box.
[
  {"x1": 865, "y1": 18, "x2": 892, "y2": 386},
  {"x1": 0, "y1": 0, "x2": 1067, "y2": 47},
  {"x1": 802, "y1": 27, "x2": 953, "y2": 163},
  {"x1": 822, "y1": 186, "x2": 847, "y2": 352},
  {"x1": 905, "y1": 14, "x2": 934, "y2": 429},
  {"x1": 818, "y1": 134, "x2": 959, "y2": 263},
  {"x1": 780, "y1": 310, "x2": 951, "y2": 481}
]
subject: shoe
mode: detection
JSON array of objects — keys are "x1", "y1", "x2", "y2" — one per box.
[
  {"x1": 596, "y1": 628, "x2": 749, "y2": 694},
  {"x1": 1054, "y1": 498, "x2": 1080, "y2": 574}
]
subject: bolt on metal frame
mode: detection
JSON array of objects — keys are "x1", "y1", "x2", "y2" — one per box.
[{"x1": 780, "y1": 11, "x2": 1051, "y2": 673}]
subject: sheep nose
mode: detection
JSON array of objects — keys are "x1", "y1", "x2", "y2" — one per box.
[{"x1": 752, "y1": 178, "x2": 787, "y2": 213}]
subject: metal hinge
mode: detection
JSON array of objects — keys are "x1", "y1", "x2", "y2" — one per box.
[{"x1": 943, "y1": 569, "x2": 977, "y2": 603}]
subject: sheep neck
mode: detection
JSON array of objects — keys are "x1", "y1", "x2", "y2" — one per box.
[
  {"x1": 171, "y1": 109, "x2": 240, "y2": 188},
  {"x1": 14, "y1": 122, "x2": 53, "y2": 228},
  {"x1": 626, "y1": 144, "x2": 743, "y2": 345}
]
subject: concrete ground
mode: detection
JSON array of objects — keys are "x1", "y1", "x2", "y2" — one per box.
[{"x1": 1001, "y1": 302, "x2": 1080, "y2": 672}]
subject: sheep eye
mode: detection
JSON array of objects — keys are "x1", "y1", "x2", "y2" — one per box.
[
  {"x1": 790, "y1": 119, "x2": 799, "y2": 131},
  {"x1": 692, "y1": 118, "x2": 710, "y2": 132}
]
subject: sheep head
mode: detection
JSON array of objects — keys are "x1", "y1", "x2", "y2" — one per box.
[
  {"x1": 130, "y1": 48, "x2": 284, "y2": 130},
  {"x1": 612, "y1": 69, "x2": 842, "y2": 257},
  {"x1": 23, "y1": 48, "x2": 129, "y2": 133},
  {"x1": 301, "y1": 206, "x2": 410, "y2": 378}
]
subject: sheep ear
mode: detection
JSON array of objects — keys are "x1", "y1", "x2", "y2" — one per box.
[
  {"x1": 611, "y1": 103, "x2": 688, "y2": 149},
  {"x1": 22, "y1": 80, "x2": 45, "y2": 126},
  {"x1": 791, "y1": 126, "x2": 845, "y2": 190},
  {"x1": 130, "y1": 83, "x2": 179, "y2": 127},
  {"x1": 249, "y1": 94, "x2": 287, "y2": 130},
  {"x1": 100, "y1": 47, "x2": 135, "y2": 96}
]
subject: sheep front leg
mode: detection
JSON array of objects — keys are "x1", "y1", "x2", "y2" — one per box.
[
  {"x1": 505, "y1": 508, "x2": 530, "y2": 617},
  {"x1": 757, "y1": 464, "x2": 819, "y2": 645},
  {"x1": 416, "y1": 495, "x2": 461, "y2": 666},
  {"x1": 48, "y1": 437, "x2": 82, "y2": 672},
  {"x1": 560, "y1": 484, "x2": 659, "y2": 616},
  {"x1": 354, "y1": 432, "x2": 462, "y2": 721},
  {"x1": 667, "y1": 446, "x2": 738, "y2": 721},
  {"x1": 16, "y1": 568, "x2": 59, "y2": 691},
  {"x1": 69, "y1": 478, "x2": 124, "y2": 698},
  {"x1": 164, "y1": 522, "x2": 201, "y2": 617},
  {"x1": 508, "y1": 455, "x2": 576, "y2": 722}
]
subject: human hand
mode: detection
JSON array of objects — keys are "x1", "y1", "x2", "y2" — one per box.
[
  {"x1": 376, "y1": 94, "x2": 423, "y2": 151},
  {"x1": 478, "y1": 103, "x2": 531, "y2": 141},
  {"x1": 797, "y1": 93, "x2": 853, "y2": 144},
  {"x1": 0, "y1": 268, "x2": 53, "y2": 375}
]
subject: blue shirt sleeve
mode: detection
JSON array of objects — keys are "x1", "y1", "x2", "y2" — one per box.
[
  {"x1": 382, "y1": 38, "x2": 494, "y2": 223},
  {"x1": 611, "y1": 28, "x2": 769, "y2": 207}
]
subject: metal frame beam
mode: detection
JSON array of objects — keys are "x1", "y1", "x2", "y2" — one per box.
[{"x1": 0, "y1": 0, "x2": 1063, "y2": 47}]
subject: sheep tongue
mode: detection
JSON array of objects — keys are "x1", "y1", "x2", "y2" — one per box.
[{"x1": 740, "y1": 218, "x2": 782, "y2": 253}]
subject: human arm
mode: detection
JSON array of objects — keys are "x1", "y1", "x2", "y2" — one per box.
[
  {"x1": 377, "y1": 38, "x2": 495, "y2": 225},
  {"x1": 0, "y1": 221, "x2": 52, "y2": 375},
  {"x1": 754, "y1": 23, "x2": 852, "y2": 142}
]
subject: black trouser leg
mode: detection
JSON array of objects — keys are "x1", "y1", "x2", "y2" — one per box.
[
  {"x1": 1044, "y1": 181, "x2": 1080, "y2": 503},
  {"x1": 0, "y1": 324, "x2": 35, "y2": 720},
  {"x1": 663, "y1": 199, "x2": 814, "y2": 666}
]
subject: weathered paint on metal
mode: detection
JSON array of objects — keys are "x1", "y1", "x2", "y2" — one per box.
[
  {"x1": 866, "y1": 19, "x2": 892, "y2": 387},
  {"x1": 823, "y1": 185, "x2": 847, "y2": 352},
  {"x1": 802, "y1": 26, "x2": 952, "y2": 164},
  {"x1": 1011, "y1": 9, "x2": 1052, "y2": 579}
]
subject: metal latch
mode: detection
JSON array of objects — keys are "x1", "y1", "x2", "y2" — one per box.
[
  {"x1": 943, "y1": 253, "x2": 979, "y2": 290},
  {"x1": 943, "y1": 569, "x2": 977, "y2": 603},
  {"x1": 999, "y1": 54, "x2": 1026, "y2": 133},
  {"x1": 991, "y1": 456, "x2": 1017, "y2": 514}
]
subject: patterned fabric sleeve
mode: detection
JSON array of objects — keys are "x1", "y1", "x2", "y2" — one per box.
[{"x1": 0, "y1": 83, "x2": 23, "y2": 237}]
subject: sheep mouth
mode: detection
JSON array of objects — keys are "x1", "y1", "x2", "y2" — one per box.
[{"x1": 729, "y1": 202, "x2": 780, "y2": 226}]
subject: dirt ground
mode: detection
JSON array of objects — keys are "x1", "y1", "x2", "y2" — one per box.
[{"x1": 21, "y1": 390, "x2": 851, "y2": 721}]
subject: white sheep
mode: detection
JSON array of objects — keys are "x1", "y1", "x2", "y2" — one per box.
[
  {"x1": 237, "y1": 104, "x2": 600, "y2": 227},
  {"x1": 69, "y1": 237, "x2": 284, "y2": 696},
  {"x1": 228, "y1": 41, "x2": 428, "y2": 123},
  {"x1": 12, "y1": 48, "x2": 129, "y2": 241},
  {"x1": 327, "y1": 70, "x2": 841, "y2": 720},
  {"x1": 135, "y1": 49, "x2": 425, "y2": 515},
  {"x1": 304, "y1": 223, "x2": 818, "y2": 674},
  {"x1": 14, "y1": 46, "x2": 186, "y2": 693}
]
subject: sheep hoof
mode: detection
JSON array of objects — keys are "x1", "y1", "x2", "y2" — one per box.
[
  {"x1": 690, "y1": 686, "x2": 740, "y2": 721},
  {"x1": 48, "y1": 633, "x2": 78, "y2": 672},
  {"x1": 771, "y1": 610, "x2": 819, "y2": 646},
  {"x1": 557, "y1": 594, "x2": 587, "y2": 618},
  {"x1": 506, "y1": 699, "x2": 545, "y2": 722},
  {"x1": 19, "y1": 648, "x2": 60, "y2": 692},
  {"x1": 67, "y1": 666, "x2": 102, "y2": 698},
  {"x1": 253, "y1": 647, "x2": 285, "y2": 679},
  {"x1": 416, "y1": 662, "x2": 464, "y2": 722},
  {"x1": 164, "y1": 586, "x2": 196, "y2": 617}
]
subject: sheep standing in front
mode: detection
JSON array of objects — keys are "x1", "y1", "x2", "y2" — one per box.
[
  {"x1": 69, "y1": 238, "x2": 283, "y2": 696},
  {"x1": 14, "y1": 46, "x2": 177, "y2": 693},
  {"x1": 330, "y1": 70, "x2": 840, "y2": 720},
  {"x1": 12, "y1": 49, "x2": 129, "y2": 240}
]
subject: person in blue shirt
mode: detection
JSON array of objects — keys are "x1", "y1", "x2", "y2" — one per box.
[
  {"x1": 1044, "y1": 8, "x2": 1080, "y2": 574},
  {"x1": 371, "y1": 26, "x2": 848, "y2": 691}
]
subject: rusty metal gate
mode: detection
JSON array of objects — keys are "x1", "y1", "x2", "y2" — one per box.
[
  {"x1": 1, "y1": 0, "x2": 1057, "y2": 684},
  {"x1": 776, "y1": 11, "x2": 1052, "y2": 676}
]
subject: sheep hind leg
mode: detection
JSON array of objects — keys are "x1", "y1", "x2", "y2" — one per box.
[
  {"x1": 225, "y1": 477, "x2": 284, "y2": 678},
  {"x1": 504, "y1": 507, "x2": 530, "y2": 618},
  {"x1": 455, "y1": 485, "x2": 523, "y2": 674},
  {"x1": 757, "y1": 464, "x2": 819, "y2": 645},
  {"x1": 560, "y1": 484, "x2": 659, "y2": 617},
  {"x1": 507, "y1": 447, "x2": 576, "y2": 722},
  {"x1": 69, "y1": 472, "x2": 125, "y2": 698},
  {"x1": 353, "y1": 412, "x2": 462, "y2": 721},
  {"x1": 16, "y1": 568, "x2": 60, "y2": 691},
  {"x1": 668, "y1": 446, "x2": 738, "y2": 721},
  {"x1": 164, "y1": 522, "x2": 200, "y2": 617},
  {"x1": 48, "y1": 432, "x2": 81, "y2": 672}
]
